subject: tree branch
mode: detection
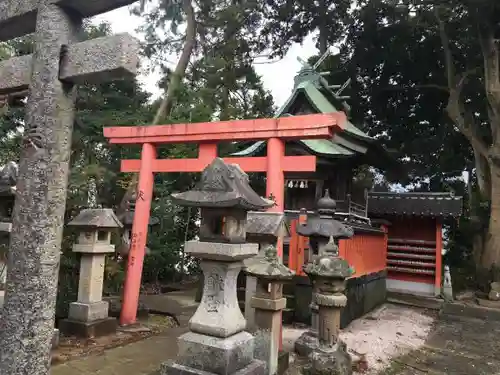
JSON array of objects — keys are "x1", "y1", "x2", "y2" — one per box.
[
  {"x1": 434, "y1": 7, "x2": 455, "y2": 89},
  {"x1": 435, "y1": 6, "x2": 490, "y2": 159}
]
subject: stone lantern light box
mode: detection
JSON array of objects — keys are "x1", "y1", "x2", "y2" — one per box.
[
  {"x1": 172, "y1": 157, "x2": 275, "y2": 250},
  {"x1": 60, "y1": 209, "x2": 123, "y2": 338}
]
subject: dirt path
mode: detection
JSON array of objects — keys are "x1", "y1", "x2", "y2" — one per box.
[
  {"x1": 51, "y1": 289, "x2": 198, "y2": 375},
  {"x1": 381, "y1": 309, "x2": 500, "y2": 374}
]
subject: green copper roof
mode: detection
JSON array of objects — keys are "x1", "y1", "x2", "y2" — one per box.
[
  {"x1": 233, "y1": 66, "x2": 375, "y2": 158},
  {"x1": 277, "y1": 80, "x2": 372, "y2": 141}
]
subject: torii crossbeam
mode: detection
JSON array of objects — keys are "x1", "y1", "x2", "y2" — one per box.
[{"x1": 104, "y1": 112, "x2": 346, "y2": 326}]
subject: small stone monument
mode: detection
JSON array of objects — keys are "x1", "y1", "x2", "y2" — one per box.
[
  {"x1": 294, "y1": 190, "x2": 354, "y2": 357},
  {"x1": 442, "y1": 265, "x2": 453, "y2": 301},
  {"x1": 117, "y1": 191, "x2": 160, "y2": 257},
  {"x1": 60, "y1": 209, "x2": 123, "y2": 338},
  {"x1": 162, "y1": 158, "x2": 272, "y2": 375},
  {"x1": 245, "y1": 245, "x2": 294, "y2": 375},
  {"x1": 244, "y1": 211, "x2": 288, "y2": 329},
  {"x1": 304, "y1": 238, "x2": 354, "y2": 375}
]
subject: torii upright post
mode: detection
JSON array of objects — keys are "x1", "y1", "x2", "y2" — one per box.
[
  {"x1": 104, "y1": 113, "x2": 346, "y2": 327},
  {"x1": 0, "y1": 1, "x2": 140, "y2": 373}
]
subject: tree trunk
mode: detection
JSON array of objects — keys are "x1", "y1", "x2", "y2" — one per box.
[
  {"x1": 118, "y1": 0, "x2": 197, "y2": 208},
  {"x1": 481, "y1": 162, "x2": 500, "y2": 269},
  {"x1": 318, "y1": 0, "x2": 328, "y2": 54},
  {"x1": 152, "y1": 0, "x2": 196, "y2": 125},
  {"x1": 474, "y1": 146, "x2": 491, "y2": 200}
]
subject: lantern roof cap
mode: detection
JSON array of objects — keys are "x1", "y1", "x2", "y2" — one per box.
[
  {"x1": 245, "y1": 245, "x2": 295, "y2": 280},
  {"x1": 317, "y1": 189, "x2": 336, "y2": 214},
  {"x1": 304, "y1": 245, "x2": 354, "y2": 279},
  {"x1": 68, "y1": 208, "x2": 123, "y2": 229},
  {"x1": 171, "y1": 158, "x2": 274, "y2": 211}
]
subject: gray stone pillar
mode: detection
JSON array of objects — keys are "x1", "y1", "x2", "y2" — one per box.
[
  {"x1": 443, "y1": 265, "x2": 453, "y2": 301},
  {"x1": 162, "y1": 242, "x2": 265, "y2": 375},
  {"x1": 244, "y1": 212, "x2": 287, "y2": 331},
  {"x1": 60, "y1": 209, "x2": 123, "y2": 338},
  {"x1": 246, "y1": 245, "x2": 294, "y2": 375}
]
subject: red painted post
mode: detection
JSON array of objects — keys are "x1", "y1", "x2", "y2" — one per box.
[
  {"x1": 266, "y1": 137, "x2": 285, "y2": 350},
  {"x1": 120, "y1": 143, "x2": 157, "y2": 326},
  {"x1": 435, "y1": 220, "x2": 443, "y2": 296},
  {"x1": 266, "y1": 138, "x2": 285, "y2": 217},
  {"x1": 199, "y1": 143, "x2": 218, "y2": 163}
]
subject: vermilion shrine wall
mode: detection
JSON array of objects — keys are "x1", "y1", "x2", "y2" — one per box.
[{"x1": 284, "y1": 218, "x2": 388, "y2": 328}]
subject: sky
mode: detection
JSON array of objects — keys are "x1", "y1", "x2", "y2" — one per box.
[{"x1": 93, "y1": 5, "x2": 319, "y2": 108}]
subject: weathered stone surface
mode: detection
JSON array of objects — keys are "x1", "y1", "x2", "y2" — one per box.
[
  {"x1": 171, "y1": 158, "x2": 274, "y2": 211},
  {"x1": 69, "y1": 301, "x2": 109, "y2": 322},
  {"x1": 59, "y1": 317, "x2": 117, "y2": 339},
  {"x1": 76, "y1": 254, "x2": 106, "y2": 303},
  {"x1": 72, "y1": 243, "x2": 115, "y2": 253},
  {"x1": 246, "y1": 212, "x2": 287, "y2": 239},
  {"x1": 251, "y1": 297, "x2": 286, "y2": 311},
  {"x1": 68, "y1": 208, "x2": 123, "y2": 228},
  {"x1": 0, "y1": 1, "x2": 139, "y2": 373},
  {"x1": 175, "y1": 331, "x2": 255, "y2": 374},
  {"x1": 443, "y1": 265, "x2": 453, "y2": 301},
  {"x1": 189, "y1": 261, "x2": 246, "y2": 338},
  {"x1": 252, "y1": 308, "x2": 284, "y2": 375},
  {"x1": 0, "y1": 0, "x2": 138, "y2": 42},
  {"x1": 60, "y1": 33, "x2": 139, "y2": 84},
  {"x1": 294, "y1": 331, "x2": 319, "y2": 357},
  {"x1": 297, "y1": 190, "x2": 354, "y2": 241},
  {"x1": 185, "y1": 241, "x2": 258, "y2": 262},
  {"x1": 0, "y1": 34, "x2": 139, "y2": 95},
  {"x1": 163, "y1": 359, "x2": 266, "y2": 375},
  {"x1": 0, "y1": 55, "x2": 32, "y2": 95},
  {"x1": 0, "y1": 4, "x2": 82, "y2": 373},
  {"x1": 489, "y1": 281, "x2": 500, "y2": 301},
  {"x1": 314, "y1": 293, "x2": 347, "y2": 307},
  {"x1": 308, "y1": 341, "x2": 352, "y2": 375},
  {"x1": 245, "y1": 275, "x2": 258, "y2": 329}
]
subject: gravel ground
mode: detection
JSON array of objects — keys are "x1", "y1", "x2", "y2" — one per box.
[{"x1": 283, "y1": 303, "x2": 436, "y2": 374}]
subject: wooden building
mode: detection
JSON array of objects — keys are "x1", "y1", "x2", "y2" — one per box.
[
  {"x1": 368, "y1": 191, "x2": 463, "y2": 296},
  {"x1": 235, "y1": 59, "x2": 463, "y2": 325}
]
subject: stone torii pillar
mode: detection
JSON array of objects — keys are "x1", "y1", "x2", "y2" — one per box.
[{"x1": 0, "y1": 1, "x2": 139, "y2": 373}]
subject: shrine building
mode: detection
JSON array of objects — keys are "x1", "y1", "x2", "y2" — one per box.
[{"x1": 233, "y1": 59, "x2": 463, "y2": 326}]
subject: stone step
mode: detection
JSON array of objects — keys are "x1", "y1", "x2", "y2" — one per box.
[
  {"x1": 387, "y1": 291, "x2": 443, "y2": 310},
  {"x1": 441, "y1": 302, "x2": 500, "y2": 321}
]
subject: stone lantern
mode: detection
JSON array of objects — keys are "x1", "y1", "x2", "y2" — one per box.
[
  {"x1": 162, "y1": 158, "x2": 273, "y2": 375},
  {"x1": 60, "y1": 208, "x2": 123, "y2": 338},
  {"x1": 294, "y1": 190, "x2": 354, "y2": 357},
  {"x1": 304, "y1": 238, "x2": 355, "y2": 375},
  {"x1": 117, "y1": 191, "x2": 159, "y2": 257},
  {"x1": 245, "y1": 245, "x2": 294, "y2": 375},
  {"x1": 244, "y1": 211, "x2": 288, "y2": 330}
]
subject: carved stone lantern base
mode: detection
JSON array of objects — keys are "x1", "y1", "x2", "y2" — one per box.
[
  {"x1": 307, "y1": 341, "x2": 352, "y2": 375},
  {"x1": 163, "y1": 331, "x2": 264, "y2": 375},
  {"x1": 162, "y1": 242, "x2": 265, "y2": 375}
]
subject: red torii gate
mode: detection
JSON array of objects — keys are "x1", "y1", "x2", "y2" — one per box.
[{"x1": 103, "y1": 112, "x2": 346, "y2": 326}]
